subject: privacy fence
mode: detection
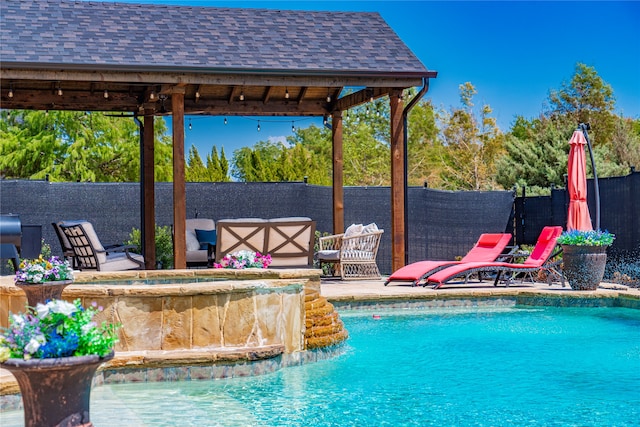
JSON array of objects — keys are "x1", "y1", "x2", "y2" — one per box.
[{"x1": 1, "y1": 171, "x2": 637, "y2": 274}]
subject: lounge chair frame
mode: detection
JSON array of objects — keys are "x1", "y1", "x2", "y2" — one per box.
[{"x1": 426, "y1": 226, "x2": 564, "y2": 289}]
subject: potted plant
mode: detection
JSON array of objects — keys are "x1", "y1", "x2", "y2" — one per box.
[
  {"x1": 557, "y1": 229, "x2": 615, "y2": 290},
  {"x1": 213, "y1": 250, "x2": 272, "y2": 269},
  {"x1": 0, "y1": 298, "x2": 119, "y2": 427},
  {"x1": 14, "y1": 255, "x2": 74, "y2": 307}
]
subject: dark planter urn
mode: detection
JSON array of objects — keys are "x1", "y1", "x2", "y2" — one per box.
[
  {"x1": 15, "y1": 280, "x2": 73, "y2": 307},
  {"x1": 1, "y1": 352, "x2": 114, "y2": 427},
  {"x1": 562, "y1": 245, "x2": 608, "y2": 291}
]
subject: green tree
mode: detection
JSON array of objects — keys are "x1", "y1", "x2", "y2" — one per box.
[
  {"x1": 0, "y1": 110, "x2": 173, "y2": 182},
  {"x1": 185, "y1": 146, "x2": 208, "y2": 181},
  {"x1": 436, "y1": 83, "x2": 504, "y2": 190},
  {"x1": 547, "y1": 63, "x2": 616, "y2": 146}
]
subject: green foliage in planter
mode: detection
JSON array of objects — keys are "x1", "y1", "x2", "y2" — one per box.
[
  {"x1": 127, "y1": 225, "x2": 174, "y2": 269},
  {"x1": 557, "y1": 229, "x2": 615, "y2": 246}
]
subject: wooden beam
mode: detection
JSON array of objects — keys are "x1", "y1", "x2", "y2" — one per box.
[
  {"x1": 183, "y1": 100, "x2": 328, "y2": 116},
  {"x1": 297, "y1": 87, "x2": 308, "y2": 105},
  {"x1": 389, "y1": 89, "x2": 405, "y2": 272},
  {"x1": 332, "y1": 110, "x2": 344, "y2": 235},
  {"x1": 142, "y1": 108, "x2": 156, "y2": 270},
  {"x1": 171, "y1": 89, "x2": 187, "y2": 269},
  {"x1": 263, "y1": 86, "x2": 273, "y2": 104},
  {"x1": 334, "y1": 87, "x2": 391, "y2": 112},
  {"x1": 1, "y1": 69, "x2": 427, "y2": 89}
]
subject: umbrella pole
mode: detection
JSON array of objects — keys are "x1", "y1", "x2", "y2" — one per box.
[{"x1": 579, "y1": 123, "x2": 600, "y2": 230}]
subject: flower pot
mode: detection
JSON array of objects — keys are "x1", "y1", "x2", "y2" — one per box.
[
  {"x1": 561, "y1": 245, "x2": 608, "y2": 291},
  {"x1": 15, "y1": 279, "x2": 73, "y2": 307},
  {"x1": 1, "y1": 351, "x2": 114, "y2": 427}
]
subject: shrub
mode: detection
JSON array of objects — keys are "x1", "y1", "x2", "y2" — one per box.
[{"x1": 127, "y1": 225, "x2": 174, "y2": 269}]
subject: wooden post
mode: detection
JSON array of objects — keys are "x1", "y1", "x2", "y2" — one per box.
[
  {"x1": 332, "y1": 110, "x2": 344, "y2": 234},
  {"x1": 172, "y1": 89, "x2": 187, "y2": 269},
  {"x1": 389, "y1": 90, "x2": 405, "y2": 272},
  {"x1": 142, "y1": 109, "x2": 156, "y2": 269}
]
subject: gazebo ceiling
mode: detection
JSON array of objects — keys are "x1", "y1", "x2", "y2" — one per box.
[{"x1": 1, "y1": 0, "x2": 436, "y2": 116}]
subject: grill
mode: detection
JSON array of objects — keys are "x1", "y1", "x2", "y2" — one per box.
[
  {"x1": 0, "y1": 214, "x2": 22, "y2": 271},
  {"x1": 0, "y1": 214, "x2": 22, "y2": 251}
]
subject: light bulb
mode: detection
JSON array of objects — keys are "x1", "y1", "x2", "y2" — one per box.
[
  {"x1": 8, "y1": 88, "x2": 13, "y2": 98},
  {"x1": 195, "y1": 91, "x2": 200, "y2": 100},
  {"x1": 103, "y1": 89, "x2": 109, "y2": 99},
  {"x1": 291, "y1": 121, "x2": 295, "y2": 132},
  {"x1": 257, "y1": 121, "x2": 261, "y2": 132},
  {"x1": 188, "y1": 119, "x2": 192, "y2": 130},
  {"x1": 285, "y1": 88, "x2": 289, "y2": 99},
  {"x1": 149, "y1": 91, "x2": 156, "y2": 100},
  {"x1": 57, "y1": 87, "x2": 63, "y2": 96},
  {"x1": 224, "y1": 117, "x2": 228, "y2": 125},
  {"x1": 239, "y1": 92, "x2": 245, "y2": 101},
  {"x1": 326, "y1": 94, "x2": 331, "y2": 102}
]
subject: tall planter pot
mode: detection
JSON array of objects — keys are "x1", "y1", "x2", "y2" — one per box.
[
  {"x1": 562, "y1": 245, "x2": 608, "y2": 291},
  {"x1": 15, "y1": 280, "x2": 73, "y2": 308},
  {"x1": 1, "y1": 352, "x2": 114, "y2": 427}
]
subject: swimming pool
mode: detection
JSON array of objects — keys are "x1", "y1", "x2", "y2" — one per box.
[{"x1": 2, "y1": 305, "x2": 639, "y2": 426}]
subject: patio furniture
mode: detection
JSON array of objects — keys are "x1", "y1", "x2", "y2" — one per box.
[
  {"x1": 317, "y1": 223, "x2": 384, "y2": 280},
  {"x1": 426, "y1": 226, "x2": 563, "y2": 289},
  {"x1": 384, "y1": 233, "x2": 514, "y2": 287},
  {"x1": 185, "y1": 218, "x2": 216, "y2": 268},
  {"x1": 59, "y1": 221, "x2": 144, "y2": 271},
  {"x1": 215, "y1": 217, "x2": 316, "y2": 267}
]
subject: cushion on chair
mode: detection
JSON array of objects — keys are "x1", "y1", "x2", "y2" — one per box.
[
  {"x1": 317, "y1": 250, "x2": 340, "y2": 261},
  {"x1": 195, "y1": 229, "x2": 216, "y2": 250},
  {"x1": 185, "y1": 230, "x2": 201, "y2": 251},
  {"x1": 100, "y1": 252, "x2": 145, "y2": 272},
  {"x1": 362, "y1": 223, "x2": 379, "y2": 234},
  {"x1": 344, "y1": 223, "x2": 363, "y2": 238}
]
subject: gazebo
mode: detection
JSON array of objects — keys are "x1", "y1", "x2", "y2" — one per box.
[{"x1": 1, "y1": 0, "x2": 437, "y2": 270}]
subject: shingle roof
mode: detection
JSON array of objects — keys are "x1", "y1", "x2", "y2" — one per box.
[{"x1": 1, "y1": 0, "x2": 430, "y2": 77}]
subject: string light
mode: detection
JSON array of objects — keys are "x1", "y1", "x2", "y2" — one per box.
[
  {"x1": 239, "y1": 91, "x2": 245, "y2": 101},
  {"x1": 8, "y1": 85, "x2": 13, "y2": 98},
  {"x1": 57, "y1": 86, "x2": 63, "y2": 96},
  {"x1": 188, "y1": 118, "x2": 192, "y2": 130},
  {"x1": 323, "y1": 115, "x2": 328, "y2": 126},
  {"x1": 224, "y1": 117, "x2": 228, "y2": 125},
  {"x1": 285, "y1": 88, "x2": 290, "y2": 99},
  {"x1": 291, "y1": 121, "x2": 295, "y2": 132},
  {"x1": 149, "y1": 90, "x2": 156, "y2": 101},
  {"x1": 103, "y1": 89, "x2": 109, "y2": 99},
  {"x1": 326, "y1": 90, "x2": 331, "y2": 103},
  {"x1": 257, "y1": 120, "x2": 261, "y2": 132},
  {"x1": 195, "y1": 90, "x2": 200, "y2": 101}
]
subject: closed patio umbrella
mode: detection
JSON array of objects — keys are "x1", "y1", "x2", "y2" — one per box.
[{"x1": 566, "y1": 129, "x2": 593, "y2": 231}]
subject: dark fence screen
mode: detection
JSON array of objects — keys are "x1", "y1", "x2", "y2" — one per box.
[
  {"x1": 2, "y1": 172, "x2": 636, "y2": 274},
  {"x1": 514, "y1": 170, "x2": 639, "y2": 255},
  {"x1": 1, "y1": 180, "x2": 514, "y2": 275}
]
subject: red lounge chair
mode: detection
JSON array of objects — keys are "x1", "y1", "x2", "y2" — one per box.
[
  {"x1": 426, "y1": 226, "x2": 563, "y2": 289},
  {"x1": 384, "y1": 233, "x2": 513, "y2": 287}
]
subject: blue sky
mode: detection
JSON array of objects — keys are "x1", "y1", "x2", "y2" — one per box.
[{"x1": 109, "y1": 0, "x2": 640, "y2": 158}]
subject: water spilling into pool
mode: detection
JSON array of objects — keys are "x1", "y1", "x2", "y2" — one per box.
[{"x1": 2, "y1": 305, "x2": 639, "y2": 426}]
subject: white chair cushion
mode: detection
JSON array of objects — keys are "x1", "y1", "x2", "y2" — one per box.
[{"x1": 344, "y1": 223, "x2": 363, "y2": 238}]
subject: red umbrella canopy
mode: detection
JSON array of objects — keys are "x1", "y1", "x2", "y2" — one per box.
[{"x1": 567, "y1": 130, "x2": 593, "y2": 231}]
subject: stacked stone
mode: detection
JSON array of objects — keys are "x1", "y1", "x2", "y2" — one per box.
[{"x1": 304, "y1": 289, "x2": 349, "y2": 349}]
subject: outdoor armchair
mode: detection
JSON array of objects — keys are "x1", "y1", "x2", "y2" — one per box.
[
  {"x1": 317, "y1": 223, "x2": 384, "y2": 280},
  {"x1": 59, "y1": 221, "x2": 144, "y2": 271}
]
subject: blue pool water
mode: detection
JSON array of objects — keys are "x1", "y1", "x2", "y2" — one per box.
[{"x1": 2, "y1": 306, "x2": 639, "y2": 426}]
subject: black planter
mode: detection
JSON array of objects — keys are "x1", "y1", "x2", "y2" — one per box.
[
  {"x1": 561, "y1": 245, "x2": 608, "y2": 291},
  {"x1": 1, "y1": 352, "x2": 114, "y2": 427}
]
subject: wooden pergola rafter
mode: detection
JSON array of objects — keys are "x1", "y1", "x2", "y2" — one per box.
[{"x1": 1, "y1": 0, "x2": 437, "y2": 271}]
